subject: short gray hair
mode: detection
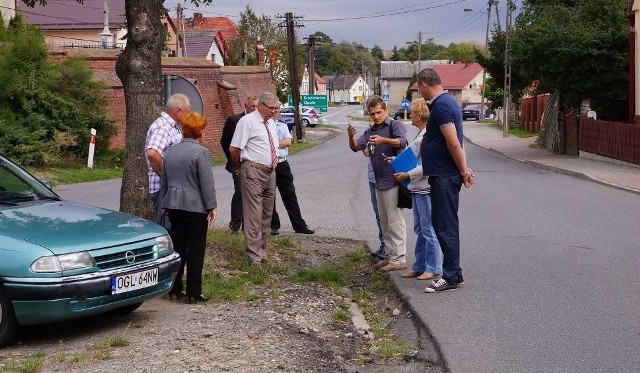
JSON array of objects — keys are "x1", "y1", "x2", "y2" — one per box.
[
  {"x1": 417, "y1": 68, "x2": 441, "y2": 86},
  {"x1": 258, "y1": 92, "x2": 278, "y2": 104},
  {"x1": 165, "y1": 93, "x2": 190, "y2": 110},
  {"x1": 245, "y1": 95, "x2": 258, "y2": 104}
]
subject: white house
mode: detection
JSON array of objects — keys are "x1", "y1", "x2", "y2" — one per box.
[{"x1": 324, "y1": 75, "x2": 369, "y2": 104}]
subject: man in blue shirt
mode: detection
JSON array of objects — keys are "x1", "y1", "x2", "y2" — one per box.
[
  {"x1": 417, "y1": 68, "x2": 475, "y2": 292},
  {"x1": 270, "y1": 112, "x2": 315, "y2": 235}
]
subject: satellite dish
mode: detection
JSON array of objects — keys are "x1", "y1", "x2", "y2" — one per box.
[{"x1": 162, "y1": 75, "x2": 204, "y2": 115}]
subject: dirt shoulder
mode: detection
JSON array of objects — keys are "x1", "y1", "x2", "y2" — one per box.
[{"x1": 0, "y1": 235, "x2": 443, "y2": 373}]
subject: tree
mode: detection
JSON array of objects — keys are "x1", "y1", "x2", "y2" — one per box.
[
  {"x1": 370, "y1": 45, "x2": 384, "y2": 61},
  {"x1": 237, "y1": 6, "x2": 295, "y2": 102},
  {"x1": 435, "y1": 41, "x2": 482, "y2": 63},
  {"x1": 308, "y1": 31, "x2": 332, "y2": 44},
  {"x1": 390, "y1": 46, "x2": 400, "y2": 61},
  {"x1": 509, "y1": 0, "x2": 629, "y2": 119}
]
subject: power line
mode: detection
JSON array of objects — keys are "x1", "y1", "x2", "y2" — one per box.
[{"x1": 304, "y1": 0, "x2": 466, "y2": 22}]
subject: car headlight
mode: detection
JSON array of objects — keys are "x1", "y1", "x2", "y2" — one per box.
[
  {"x1": 156, "y1": 234, "x2": 173, "y2": 253},
  {"x1": 31, "y1": 252, "x2": 95, "y2": 273}
]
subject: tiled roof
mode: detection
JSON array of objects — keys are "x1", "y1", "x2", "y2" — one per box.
[
  {"x1": 182, "y1": 30, "x2": 218, "y2": 59},
  {"x1": 17, "y1": 0, "x2": 126, "y2": 30},
  {"x1": 409, "y1": 63, "x2": 483, "y2": 90},
  {"x1": 325, "y1": 75, "x2": 359, "y2": 90},
  {"x1": 176, "y1": 15, "x2": 241, "y2": 42}
]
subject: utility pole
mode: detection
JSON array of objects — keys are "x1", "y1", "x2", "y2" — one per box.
[
  {"x1": 307, "y1": 35, "x2": 320, "y2": 95},
  {"x1": 479, "y1": 0, "x2": 497, "y2": 121},
  {"x1": 417, "y1": 31, "x2": 422, "y2": 74},
  {"x1": 278, "y1": 13, "x2": 304, "y2": 140},
  {"x1": 503, "y1": 0, "x2": 513, "y2": 138}
]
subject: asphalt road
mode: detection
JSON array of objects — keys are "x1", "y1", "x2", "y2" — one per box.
[{"x1": 56, "y1": 106, "x2": 640, "y2": 372}]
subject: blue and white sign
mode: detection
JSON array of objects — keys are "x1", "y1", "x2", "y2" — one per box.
[
  {"x1": 382, "y1": 93, "x2": 390, "y2": 101},
  {"x1": 401, "y1": 99, "x2": 410, "y2": 109}
]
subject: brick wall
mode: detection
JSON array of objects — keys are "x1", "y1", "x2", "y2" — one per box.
[{"x1": 63, "y1": 49, "x2": 275, "y2": 157}]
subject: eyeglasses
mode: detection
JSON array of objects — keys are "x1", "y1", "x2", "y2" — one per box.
[{"x1": 261, "y1": 102, "x2": 280, "y2": 112}]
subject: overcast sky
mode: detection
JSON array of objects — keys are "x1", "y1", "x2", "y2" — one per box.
[{"x1": 164, "y1": 0, "x2": 521, "y2": 51}]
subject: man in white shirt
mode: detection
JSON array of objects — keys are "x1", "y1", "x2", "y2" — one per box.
[{"x1": 229, "y1": 92, "x2": 280, "y2": 264}]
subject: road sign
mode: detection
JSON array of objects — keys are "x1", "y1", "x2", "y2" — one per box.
[
  {"x1": 382, "y1": 93, "x2": 390, "y2": 101},
  {"x1": 287, "y1": 94, "x2": 328, "y2": 112},
  {"x1": 401, "y1": 99, "x2": 410, "y2": 109}
]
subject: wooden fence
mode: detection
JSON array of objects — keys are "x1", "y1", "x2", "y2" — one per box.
[
  {"x1": 520, "y1": 94, "x2": 550, "y2": 133},
  {"x1": 579, "y1": 117, "x2": 640, "y2": 165}
]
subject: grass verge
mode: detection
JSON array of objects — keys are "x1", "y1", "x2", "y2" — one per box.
[{"x1": 198, "y1": 228, "x2": 412, "y2": 361}]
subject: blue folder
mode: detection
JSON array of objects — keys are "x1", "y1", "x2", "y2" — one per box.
[{"x1": 390, "y1": 148, "x2": 419, "y2": 187}]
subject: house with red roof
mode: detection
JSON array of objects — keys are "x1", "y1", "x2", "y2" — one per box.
[
  {"x1": 174, "y1": 12, "x2": 242, "y2": 66},
  {"x1": 409, "y1": 63, "x2": 484, "y2": 106}
]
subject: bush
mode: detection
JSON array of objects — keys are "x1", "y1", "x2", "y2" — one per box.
[{"x1": 0, "y1": 14, "x2": 115, "y2": 166}]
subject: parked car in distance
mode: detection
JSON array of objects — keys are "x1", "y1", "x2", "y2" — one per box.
[
  {"x1": 279, "y1": 106, "x2": 326, "y2": 128},
  {"x1": 393, "y1": 107, "x2": 411, "y2": 120},
  {"x1": 462, "y1": 104, "x2": 491, "y2": 121},
  {"x1": 0, "y1": 155, "x2": 181, "y2": 347}
]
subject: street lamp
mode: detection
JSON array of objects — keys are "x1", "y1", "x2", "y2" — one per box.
[
  {"x1": 464, "y1": 6, "x2": 491, "y2": 121},
  {"x1": 406, "y1": 31, "x2": 423, "y2": 76}
]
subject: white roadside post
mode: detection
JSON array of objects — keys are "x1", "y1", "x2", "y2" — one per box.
[{"x1": 87, "y1": 128, "x2": 97, "y2": 169}]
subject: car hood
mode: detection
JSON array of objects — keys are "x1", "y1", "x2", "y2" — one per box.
[{"x1": 0, "y1": 201, "x2": 166, "y2": 255}]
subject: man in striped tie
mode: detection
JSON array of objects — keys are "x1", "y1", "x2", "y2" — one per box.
[{"x1": 229, "y1": 92, "x2": 281, "y2": 264}]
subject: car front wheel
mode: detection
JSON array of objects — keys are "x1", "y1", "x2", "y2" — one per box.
[
  {"x1": 302, "y1": 118, "x2": 311, "y2": 127},
  {"x1": 0, "y1": 287, "x2": 18, "y2": 347}
]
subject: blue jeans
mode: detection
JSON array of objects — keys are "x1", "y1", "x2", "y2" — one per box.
[
  {"x1": 428, "y1": 175, "x2": 462, "y2": 284},
  {"x1": 368, "y1": 181, "x2": 385, "y2": 247},
  {"x1": 412, "y1": 193, "x2": 442, "y2": 274}
]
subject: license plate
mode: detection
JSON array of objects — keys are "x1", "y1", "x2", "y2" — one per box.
[{"x1": 111, "y1": 268, "x2": 158, "y2": 294}]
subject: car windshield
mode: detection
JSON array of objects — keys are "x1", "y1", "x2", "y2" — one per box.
[{"x1": 0, "y1": 157, "x2": 60, "y2": 205}]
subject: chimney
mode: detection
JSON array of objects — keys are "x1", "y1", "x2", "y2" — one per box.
[
  {"x1": 194, "y1": 12, "x2": 203, "y2": 28},
  {"x1": 256, "y1": 38, "x2": 265, "y2": 67}
]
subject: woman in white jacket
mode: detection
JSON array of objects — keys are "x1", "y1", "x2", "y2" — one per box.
[{"x1": 393, "y1": 98, "x2": 442, "y2": 281}]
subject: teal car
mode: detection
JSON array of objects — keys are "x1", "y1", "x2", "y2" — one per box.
[{"x1": 0, "y1": 155, "x2": 180, "y2": 346}]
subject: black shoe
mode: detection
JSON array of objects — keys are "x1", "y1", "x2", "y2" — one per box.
[
  {"x1": 424, "y1": 278, "x2": 458, "y2": 293},
  {"x1": 270, "y1": 228, "x2": 280, "y2": 235},
  {"x1": 294, "y1": 227, "x2": 315, "y2": 234},
  {"x1": 168, "y1": 290, "x2": 184, "y2": 300},
  {"x1": 371, "y1": 245, "x2": 386, "y2": 260},
  {"x1": 229, "y1": 221, "x2": 241, "y2": 233},
  {"x1": 187, "y1": 294, "x2": 209, "y2": 303}
]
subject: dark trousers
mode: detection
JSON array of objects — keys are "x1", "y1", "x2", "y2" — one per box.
[
  {"x1": 428, "y1": 175, "x2": 463, "y2": 284},
  {"x1": 168, "y1": 209, "x2": 208, "y2": 297},
  {"x1": 229, "y1": 172, "x2": 243, "y2": 230},
  {"x1": 270, "y1": 160, "x2": 307, "y2": 231}
]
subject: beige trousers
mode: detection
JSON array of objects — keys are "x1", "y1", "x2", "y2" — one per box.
[
  {"x1": 240, "y1": 161, "x2": 276, "y2": 262},
  {"x1": 376, "y1": 186, "x2": 407, "y2": 264}
]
